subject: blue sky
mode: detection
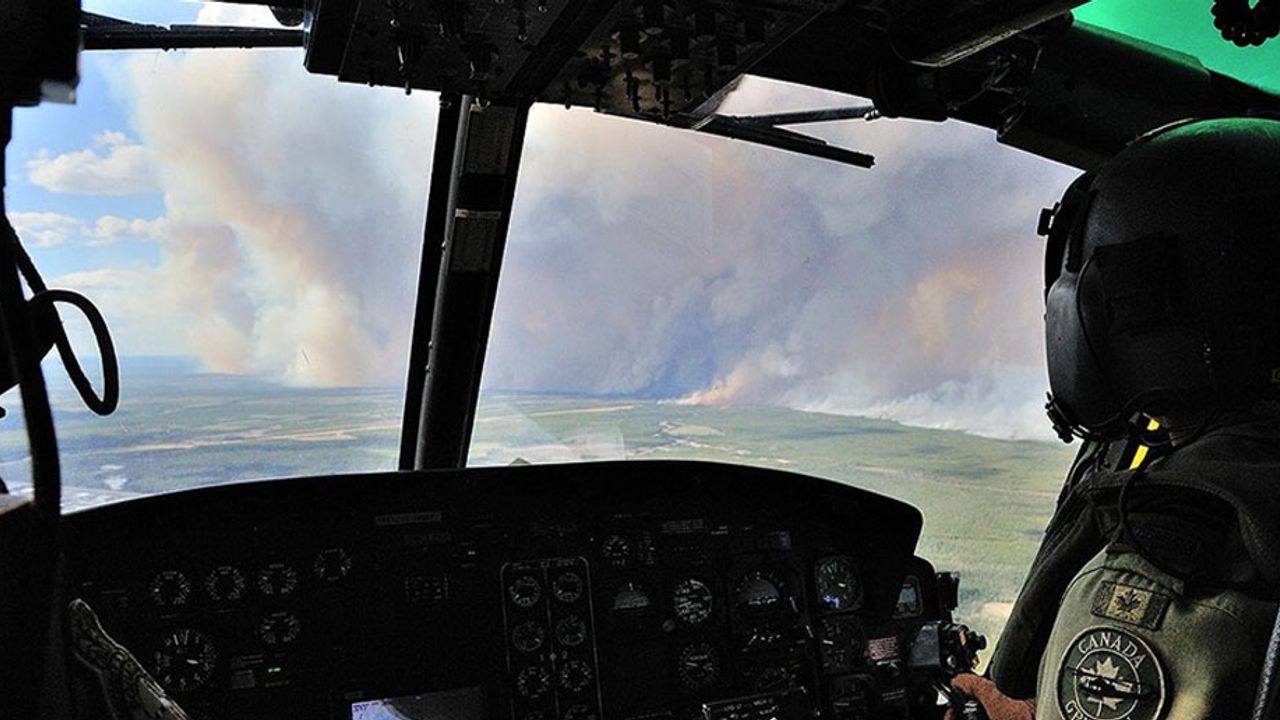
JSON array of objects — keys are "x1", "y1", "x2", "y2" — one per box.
[{"x1": 6, "y1": 0, "x2": 202, "y2": 288}]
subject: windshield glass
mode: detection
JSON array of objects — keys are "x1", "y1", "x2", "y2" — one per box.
[
  {"x1": 2, "y1": 3, "x2": 434, "y2": 507},
  {"x1": 473, "y1": 78, "x2": 1080, "y2": 650}
]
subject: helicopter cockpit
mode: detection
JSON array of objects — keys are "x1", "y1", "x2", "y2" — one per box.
[{"x1": 4, "y1": 1, "x2": 1280, "y2": 719}]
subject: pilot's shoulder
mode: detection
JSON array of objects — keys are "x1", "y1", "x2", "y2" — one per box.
[{"x1": 1037, "y1": 549, "x2": 1275, "y2": 720}]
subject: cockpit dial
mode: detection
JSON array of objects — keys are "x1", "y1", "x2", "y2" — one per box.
[
  {"x1": 610, "y1": 581, "x2": 654, "y2": 617},
  {"x1": 313, "y1": 548, "x2": 352, "y2": 582},
  {"x1": 205, "y1": 565, "x2": 246, "y2": 602},
  {"x1": 814, "y1": 556, "x2": 862, "y2": 612},
  {"x1": 515, "y1": 665, "x2": 552, "y2": 699},
  {"x1": 512, "y1": 620, "x2": 547, "y2": 653},
  {"x1": 256, "y1": 610, "x2": 302, "y2": 645},
  {"x1": 555, "y1": 615, "x2": 588, "y2": 647},
  {"x1": 671, "y1": 578, "x2": 714, "y2": 625},
  {"x1": 553, "y1": 570, "x2": 585, "y2": 603},
  {"x1": 558, "y1": 659, "x2": 594, "y2": 693},
  {"x1": 600, "y1": 535, "x2": 632, "y2": 569},
  {"x1": 149, "y1": 570, "x2": 192, "y2": 607},
  {"x1": 675, "y1": 642, "x2": 722, "y2": 692},
  {"x1": 256, "y1": 562, "x2": 298, "y2": 596},
  {"x1": 735, "y1": 571, "x2": 784, "y2": 613},
  {"x1": 509, "y1": 575, "x2": 543, "y2": 608},
  {"x1": 819, "y1": 616, "x2": 866, "y2": 675},
  {"x1": 152, "y1": 628, "x2": 217, "y2": 692}
]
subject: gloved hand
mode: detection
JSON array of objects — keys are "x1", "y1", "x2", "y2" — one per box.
[
  {"x1": 944, "y1": 674, "x2": 1035, "y2": 720},
  {"x1": 66, "y1": 598, "x2": 191, "y2": 720}
]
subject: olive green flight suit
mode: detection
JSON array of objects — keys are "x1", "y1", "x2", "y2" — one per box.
[
  {"x1": 1034, "y1": 550, "x2": 1273, "y2": 719},
  {"x1": 989, "y1": 410, "x2": 1280, "y2": 719}
]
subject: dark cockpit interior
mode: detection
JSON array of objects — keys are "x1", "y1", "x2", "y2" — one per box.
[{"x1": 65, "y1": 461, "x2": 962, "y2": 720}]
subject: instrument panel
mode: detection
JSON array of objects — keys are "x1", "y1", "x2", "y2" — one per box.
[
  {"x1": 62, "y1": 460, "x2": 949, "y2": 720},
  {"x1": 303, "y1": 0, "x2": 832, "y2": 119}
]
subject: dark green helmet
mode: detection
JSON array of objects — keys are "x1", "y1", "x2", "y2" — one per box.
[{"x1": 1042, "y1": 117, "x2": 1280, "y2": 441}]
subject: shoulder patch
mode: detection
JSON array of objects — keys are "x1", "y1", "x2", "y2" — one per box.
[
  {"x1": 1091, "y1": 582, "x2": 1171, "y2": 630},
  {"x1": 1057, "y1": 626, "x2": 1166, "y2": 720}
]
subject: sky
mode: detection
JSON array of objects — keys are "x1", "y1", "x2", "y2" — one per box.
[{"x1": 3, "y1": 1, "x2": 1086, "y2": 440}]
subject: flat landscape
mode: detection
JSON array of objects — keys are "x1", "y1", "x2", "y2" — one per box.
[{"x1": 0, "y1": 362, "x2": 1076, "y2": 652}]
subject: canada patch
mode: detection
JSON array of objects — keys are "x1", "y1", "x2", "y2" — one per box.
[
  {"x1": 1057, "y1": 626, "x2": 1166, "y2": 720},
  {"x1": 1091, "y1": 582, "x2": 1170, "y2": 630}
]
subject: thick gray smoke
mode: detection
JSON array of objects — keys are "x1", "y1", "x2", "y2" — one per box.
[
  {"x1": 483, "y1": 80, "x2": 1079, "y2": 438},
  {"x1": 121, "y1": 11, "x2": 1077, "y2": 437},
  {"x1": 124, "y1": 7, "x2": 437, "y2": 384}
]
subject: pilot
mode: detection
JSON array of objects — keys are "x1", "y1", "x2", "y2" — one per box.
[{"x1": 949, "y1": 117, "x2": 1280, "y2": 719}]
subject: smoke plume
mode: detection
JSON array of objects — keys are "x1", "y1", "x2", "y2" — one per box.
[
  {"x1": 120, "y1": 11, "x2": 1078, "y2": 437},
  {"x1": 486, "y1": 81, "x2": 1079, "y2": 438},
  {"x1": 125, "y1": 6, "x2": 437, "y2": 384}
]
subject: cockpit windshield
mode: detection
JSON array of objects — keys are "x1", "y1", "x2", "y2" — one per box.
[
  {"x1": 1, "y1": 2, "x2": 434, "y2": 506},
  {"x1": 472, "y1": 78, "x2": 1080, "y2": 645}
]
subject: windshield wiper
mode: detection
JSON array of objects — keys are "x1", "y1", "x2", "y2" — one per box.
[
  {"x1": 689, "y1": 105, "x2": 878, "y2": 168},
  {"x1": 81, "y1": 12, "x2": 305, "y2": 51}
]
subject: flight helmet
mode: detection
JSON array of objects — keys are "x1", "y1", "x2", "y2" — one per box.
[{"x1": 1041, "y1": 117, "x2": 1280, "y2": 441}]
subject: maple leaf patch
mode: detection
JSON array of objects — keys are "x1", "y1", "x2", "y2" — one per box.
[{"x1": 1057, "y1": 626, "x2": 1166, "y2": 720}]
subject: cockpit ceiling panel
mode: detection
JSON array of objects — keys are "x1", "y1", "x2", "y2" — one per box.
[
  {"x1": 1075, "y1": 0, "x2": 1280, "y2": 95},
  {"x1": 304, "y1": 0, "x2": 830, "y2": 116}
]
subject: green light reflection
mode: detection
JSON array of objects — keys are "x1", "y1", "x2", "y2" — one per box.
[{"x1": 1075, "y1": 0, "x2": 1280, "y2": 94}]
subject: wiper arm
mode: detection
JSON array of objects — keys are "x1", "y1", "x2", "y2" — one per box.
[
  {"x1": 715, "y1": 105, "x2": 881, "y2": 128},
  {"x1": 81, "y1": 12, "x2": 304, "y2": 51},
  {"x1": 688, "y1": 106, "x2": 878, "y2": 169}
]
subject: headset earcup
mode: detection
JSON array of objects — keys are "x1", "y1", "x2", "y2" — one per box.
[{"x1": 1045, "y1": 269, "x2": 1125, "y2": 433}]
